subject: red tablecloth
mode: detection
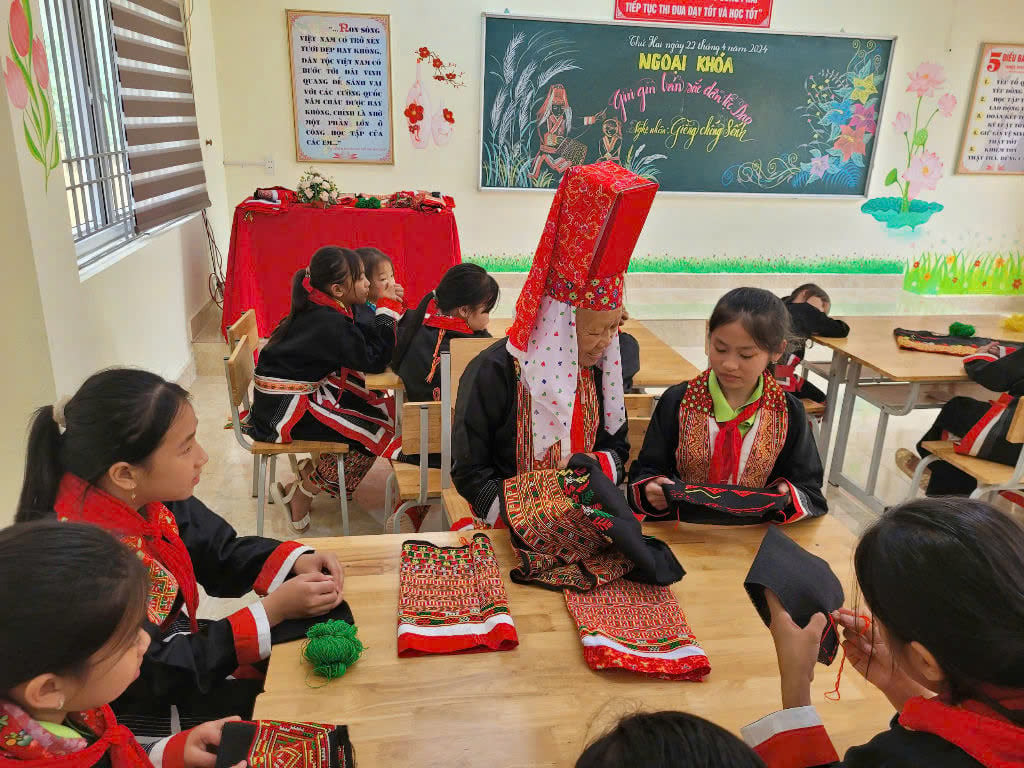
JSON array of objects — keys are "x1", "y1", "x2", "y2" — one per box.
[{"x1": 222, "y1": 203, "x2": 462, "y2": 337}]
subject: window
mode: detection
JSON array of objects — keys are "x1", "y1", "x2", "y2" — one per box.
[{"x1": 40, "y1": 0, "x2": 210, "y2": 270}]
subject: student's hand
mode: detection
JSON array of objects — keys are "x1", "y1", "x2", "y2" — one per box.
[
  {"x1": 394, "y1": 282, "x2": 405, "y2": 302},
  {"x1": 835, "y1": 608, "x2": 932, "y2": 710},
  {"x1": 261, "y1": 573, "x2": 342, "y2": 625},
  {"x1": 773, "y1": 481, "x2": 792, "y2": 506},
  {"x1": 766, "y1": 589, "x2": 826, "y2": 709},
  {"x1": 292, "y1": 552, "x2": 345, "y2": 595},
  {"x1": 183, "y1": 716, "x2": 244, "y2": 768},
  {"x1": 976, "y1": 341, "x2": 1000, "y2": 356},
  {"x1": 381, "y1": 280, "x2": 399, "y2": 302},
  {"x1": 619, "y1": 308, "x2": 630, "y2": 326},
  {"x1": 644, "y1": 477, "x2": 672, "y2": 511}
]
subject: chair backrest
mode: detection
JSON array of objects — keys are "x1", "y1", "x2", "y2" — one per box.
[
  {"x1": 227, "y1": 309, "x2": 258, "y2": 350},
  {"x1": 1008, "y1": 398, "x2": 1024, "y2": 444},
  {"x1": 624, "y1": 393, "x2": 655, "y2": 419},
  {"x1": 402, "y1": 401, "x2": 443, "y2": 454},
  {"x1": 450, "y1": 336, "x2": 499, "y2": 407},
  {"x1": 225, "y1": 334, "x2": 256, "y2": 410},
  {"x1": 627, "y1": 416, "x2": 652, "y2": 466}
]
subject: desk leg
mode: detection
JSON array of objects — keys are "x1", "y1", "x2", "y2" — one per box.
[
  {"x1": 865, "y1": 411, "x2": 888, "y2": 495},
  {"x1": 828, "y1": 361, "x2": 861, "y2": 487},
  {"x1": 816, "y1": 354, "x2": 848, "y2": 464}
]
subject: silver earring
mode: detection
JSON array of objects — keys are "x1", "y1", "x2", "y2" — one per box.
[{"x1": 57, "y1": 696, "x2": 64, "y2": 711}]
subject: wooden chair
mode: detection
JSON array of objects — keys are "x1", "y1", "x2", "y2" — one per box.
[
  {"x1": 625, "y1": 393, "x2": 655, "y2": 466},
  {"x1": 225, "y1": 335, "x2": 353, "y2": 536},
  {"x1": 383, "y1": 401, "x2": 444, "y2": 533},
  {"x1": 907, "y1": 400, "x2": 1024, "y2": 503}
]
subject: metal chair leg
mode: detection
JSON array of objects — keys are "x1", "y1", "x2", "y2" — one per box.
[
  {"x1": 393, "y1": 500, "x2": 418, "y2": 533},
  {"x1": 251, "y1": 454, "x2": 259, "y2": 498},
  {"x1": 256, "y1": 456, "x2": 268, "y2": 536},
  {"x1": 905, "y1": 453, "x2": 941, "y2": 501},
  {"x1": 337, "y1": 454, "x2": 349, "y2": 537}
]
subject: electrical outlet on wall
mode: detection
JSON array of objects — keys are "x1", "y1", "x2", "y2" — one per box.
[{"x1": 263, "y1": 156, "x2": 275, "y2": 175}]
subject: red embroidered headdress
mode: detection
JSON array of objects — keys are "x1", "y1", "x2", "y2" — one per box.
[{"x1": 506, "y1": 162, "x2": 657, "y2": 458}]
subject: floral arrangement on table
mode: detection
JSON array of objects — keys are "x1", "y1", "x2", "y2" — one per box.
[
  {"x1": 861, "y1": 63, "x2": 956, "y2": 230},
  {"x1": 4, "y1": 0, "x2": 60, "y2": 189},
  {"x1": 296, "y1": 169, "x2": 341, "y2": 207}
]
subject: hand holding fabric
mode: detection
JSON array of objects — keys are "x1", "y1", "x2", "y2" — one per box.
[
  {"x1": 766, "y1": 589, "x2": 826, "y2": 709},
  {"x1": 293, "y1": 552, "x2": 345, "y2": 594}
]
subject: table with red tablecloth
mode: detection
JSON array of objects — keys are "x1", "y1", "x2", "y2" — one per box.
[{"x1": 221, "y1": 202, "x2": 462, "y2": 337}]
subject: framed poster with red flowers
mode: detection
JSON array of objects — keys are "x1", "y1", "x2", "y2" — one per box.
[{"x1": 286, "y1": 10, "x2": 394, "y2": 164}]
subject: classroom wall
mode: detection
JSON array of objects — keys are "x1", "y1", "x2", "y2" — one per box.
[
  {"x1": 0, "y1": 93, "x2": 57, "y2": 526},
  {"x1": 209, "y1": 0, "x2": 1024, "y2": 281},
  {"x1": 2, "y1": 0, "x2": 227, "y2": 396}
]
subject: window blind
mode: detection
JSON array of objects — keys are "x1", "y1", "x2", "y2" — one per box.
[{"x1": 109, "y1": 0, "x2": 209, "y2": 232}]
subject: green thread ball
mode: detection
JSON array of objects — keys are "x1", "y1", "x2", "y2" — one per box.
[
  {"x1": 948, "y1": 322, "x2": 976, "y2": 338},
  {"x1": 301, "y1": 619, "x2": 364, "y2": 683},
  {"x1": 355, "y1": 196, "x2": 381, "y2": 209}
]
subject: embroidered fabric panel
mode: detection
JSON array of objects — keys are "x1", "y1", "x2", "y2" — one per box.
[
  {"x1": 214, "y1": 720, "x2": 352, "y2": 768},
  {"x1": 663, "y1": 483, "x2": 789, "y2": 519},
  {"x1": 676, "y1": 371, "x2": 789, "y2": 488},
  {"x1": 893, "y1": 328, "x2": 1019, "y2": 357},
  {"x1": 121, "y1": 536, "x2": 180, "y2": 626},
  {"x1": 397, "y1": 534, "x2": 518, "y2": 656},
  {"x1": 564, "y1": 579, "x2": 710, "y2": 681},
  {"x1": 514, "y1": 364, "x2": 599, "y2": 475}
]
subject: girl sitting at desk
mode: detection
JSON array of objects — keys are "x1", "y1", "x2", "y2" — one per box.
[{"x1": 628, "y1": 288, "x2": 827, "y2": 525}]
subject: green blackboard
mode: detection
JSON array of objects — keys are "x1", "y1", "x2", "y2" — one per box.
[{"x1": 480, "y1": 15, "x2": 894, "y2": 196}]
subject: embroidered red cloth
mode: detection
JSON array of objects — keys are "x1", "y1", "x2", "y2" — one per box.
[
  {"x1": 893, "y1": 328, "x2": 1019, "y2": 356},
  {"x1": 565, "y1": 579, "x2": 710, "y2": 681},
  {"x1": 55, "y1": 473, "x2": 199, "y2": 631},
  {"x1": 0, "y1": 701, "x2": 151, "y2": 768},
  {"x1": 214, "y1": 720, "x2": 353, "y2": 768},
  {"x1": 397, "y1": 534, "x2": 518, "y2": 656},
  {"x1": 222, "y1": 205, "x2": 461, "y2": 338}
]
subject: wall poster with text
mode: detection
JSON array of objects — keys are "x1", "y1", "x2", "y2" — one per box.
[
  {"x1": 957, "y1": 43, "x2": 1024, "y2": 175},
  {"x1": 614, "y1": 0, "x2": 772, "y2": 28},
  {"x1": 287, "y1": 10, "x2": 393, "y2": 163}
]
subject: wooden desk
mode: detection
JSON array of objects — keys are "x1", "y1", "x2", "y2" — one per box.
[
  {"x1": 365, "y1": 319, "x2": 699, "y2": 392},
  {"x1": 811, "y1": 315, "x2": 1024, "y2": 511},
  {"x1": 254, "y1": 518, "x2": 890, "y2": 767}
]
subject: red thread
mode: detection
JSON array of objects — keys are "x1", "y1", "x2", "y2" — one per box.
[
  {"x1": 458, "y1": 536, "x2": 471, "y2": 547},
  {"x1": 825, "y1": 613, "x2": 872, "y2": 702}
]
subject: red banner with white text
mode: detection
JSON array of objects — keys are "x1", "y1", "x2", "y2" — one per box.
[{"x1": 614, "y1": 0, "x2": 772, "y2": 28}]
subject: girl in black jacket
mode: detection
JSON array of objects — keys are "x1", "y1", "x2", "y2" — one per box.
[{"x1": 776, "y1": 284, "x2": 850, "y2": 403}]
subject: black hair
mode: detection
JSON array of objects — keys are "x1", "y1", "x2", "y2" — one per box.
[
  {"x1": 708, "y1": 287, "x2": 791, "y2": 354},
  {"x1": 576, "y1": 711, "x2": 766, "y2": 768},
  {"x1": 355, "y1": 246, "x2": 393, "y2": 283},
  {"x1": 0, "y1": 521, "x2": 149, "y2": 693},
  {"x1": 268, "y1": 245, "x2": 363, "y2": 345},
  {"x1": 856, "y1": 498, "x2": 1024, "y2": 724},
  {"x1": 17, "y1": 368, "x2": 190, "y2": 522},
  {"x1": 392, "y1": 263, "x2": 499, "y2": 367},
  {"x1": 787, "y1": 283, "x2": 831, "y2": 306}
]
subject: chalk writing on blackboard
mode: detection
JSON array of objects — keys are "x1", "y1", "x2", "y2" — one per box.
[
  {"x1": 958, "y1": 43, "x2": 1024, "y2": 175},
  {"x1": 287, "y1": 10, "x2": 393, "y2": 164}
]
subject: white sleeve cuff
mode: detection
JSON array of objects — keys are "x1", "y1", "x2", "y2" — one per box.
[
  {"x1": 741, "y1": 706, "x2": 824, "y2": 748},
  {"x1": 147, "y1": 737, "x2": 169, "y2": 767},
  {"x1": 485, "y1": 496, "x2": 501, "y2": 525},
  {"x1": 267, "y1": 545, "x2": 315, "y2": 594},
  {"x1": 248, "y1": 602, "x2": 273, "y2": 660}
]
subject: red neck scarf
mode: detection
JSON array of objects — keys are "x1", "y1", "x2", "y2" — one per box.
[
  {"x1": 0, "y1": 701, "x2": 150, "y2": 768},
  {"x1": 709, "y1": 396, "x2": 764, "y2": 485},
  {"x1": 54, "y1": 474, "x2": 200, "y2": 632},
  {"x1": 306, "y1": 286, "x2": 352, "y2": 317},
  {"x1": 423, "y1": 300, "x2": 473, "y2": 385}
]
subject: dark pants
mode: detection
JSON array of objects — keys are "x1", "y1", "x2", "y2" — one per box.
[{"x1": 917, "y1": 396, "x2": 1020, "y2": 495}]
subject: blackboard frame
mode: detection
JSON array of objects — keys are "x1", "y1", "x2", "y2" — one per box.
[{"x1": 478, "y1": 13, "x2": 896, "y2": 199}]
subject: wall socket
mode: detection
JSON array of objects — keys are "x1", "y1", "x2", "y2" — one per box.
[{"x1": 263, "y1": 156, "x2": 275, "y2": 175}]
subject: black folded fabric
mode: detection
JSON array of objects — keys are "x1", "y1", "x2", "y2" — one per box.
[
  {"x1": 664, "y1": 482, "x2": 788, "y2": 518},
  {"x1": 744, "y1": 526, "x2": 844, "y2": 664},
  {"x1": 271, "y1": 600, "x2": 354, "y2": 645},
  {"x1": 214, "y1": 720, "x2": 353, "y2": 768},
  {"x1": 893, "y1": 328, "x2": 1018, "y2": 356}
]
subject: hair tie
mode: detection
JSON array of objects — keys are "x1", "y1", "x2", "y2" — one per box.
[
  {"x1": 52, "y1": 396, "x2": 70, "y2": 434},
  {"x1": 302, "y1": 267, "x2": 313, "y2": 293}
]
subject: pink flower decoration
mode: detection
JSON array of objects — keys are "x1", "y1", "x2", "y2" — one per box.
[
  {"x1": 902, "y1": 150, "x2": 944, "y2": 199},
  {"x1": 906, "y1": 62, "x2": 946, "y2": 98},
  {"x1": 850, "y1": 103, "x2": 877, "y2": 133},
  {"x1": 809, "y1": 155, "x2": 830, "y2": 179},
  {"x1": 9, "y1": 1, "x2": 29, "y2": 57},
  {"x1": 937, "y1": 93, "x2": 956, "y2": 117},
  {"x1": 833, "y1": 124, "x2": 867, "y2": 162},
  {"x1": 894, "y1": 111, "x2": 911, "y2": 132},
  {"x1": 4, "y1": 56, "x2": 27, "y2": 110},
  {"x1": 31, "y1": 37, "x2": 48, "y2": 90}
]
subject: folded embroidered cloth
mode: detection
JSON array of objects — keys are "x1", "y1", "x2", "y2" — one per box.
[
  {"x1": 501, "y1": 455, "x2": 684, "y2": 592},
  {"x1": 397, "y1": 533, "x2": 518, "y2": 656},
  {"x1": 214, "y1": 720, "x2": 352, "y2": 768},
  {"x1": 664, "y1": 482, "x2": 789, "y2": 520},
  {"x1": 893, "y1": 328, "x2": 1018, "y2": 356},
  {"x1": 565, "y1": 578, "x2": 710, "y2": 680}
]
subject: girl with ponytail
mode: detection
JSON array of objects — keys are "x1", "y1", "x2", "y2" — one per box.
[
  {"x1": 247, "y1": 245, "x2": 406, "y2": 530},
  {"x1": 17, "y1": 368, "x2": 344, "y2": 741}
]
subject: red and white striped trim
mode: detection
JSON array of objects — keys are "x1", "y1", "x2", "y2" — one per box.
[
  {"x1": 227, "y1": 604, "x2": 271, "y2": 665},
  {"x1": 964, "y1": 353, "x2": 998, "y2": 365},
  {"x1": 579, "y1": 636, "x2": 710, "y2": 680},
  {"x1": 742, "y1": 706, "x2": 838, "y2": 768},
  {"x1": 397, "y1": 614, "x2": 518, "y2": 656},
  {"x1": 595, "y1": 451, "x2": 617, "y2": 483},
  {"x1": 629, "y1": 475, "x2": 671, "y2": 518},
  {"x1": 151, "y1": 730, "x2": 190, "y2": 768},
  {"x1": 253, "y1": 542, "x2": 314, "y2": 595},
  {"x1": 375, "y1": 297, "x2": 404, "y2": 322},
  {"x1": 777, "y1": 479, "x2": 811, "y2": 523},
  {"x1": 956, "y1": 394, "x2": 1014, "y2": 457}
]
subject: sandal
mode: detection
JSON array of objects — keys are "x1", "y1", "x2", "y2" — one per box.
[{"x1": 272, "y1": 480, "x2": 315, "y2": 532}]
